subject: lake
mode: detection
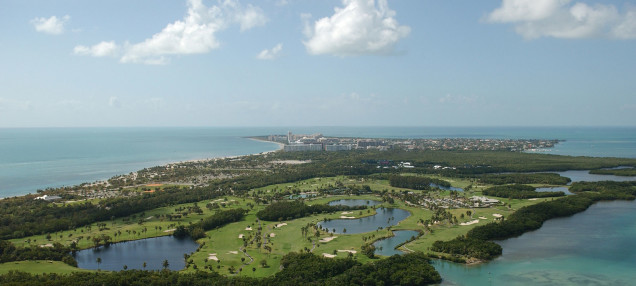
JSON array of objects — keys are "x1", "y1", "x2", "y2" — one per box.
[{"x1": 73, "y1": 235, "x2": 199, "y2": 271}]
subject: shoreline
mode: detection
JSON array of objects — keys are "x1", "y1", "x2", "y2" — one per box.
[{"x1": 1, "y1": 137, "x2": 284, "y2": 199}]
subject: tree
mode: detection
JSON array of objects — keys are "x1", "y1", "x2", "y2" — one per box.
[
  {"x1": 162, "y1": 259, "x2": 169, "y2": 270},
  {"x1": 143, "y1": 262, "x2": 147, "y2": 269},
  {"x1": 260, "y1": 259, "x2": 268, "y2": 268},
  {"x1": 96, "y1": 257, "x2": 102, "y2": 271}
]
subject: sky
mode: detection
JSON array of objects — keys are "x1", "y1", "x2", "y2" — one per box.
[{"x1": 1, "y1": 0, "x2": 636, "y2": 127}]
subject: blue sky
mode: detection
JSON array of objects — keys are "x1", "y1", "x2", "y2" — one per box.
[{"x1": 1, "y1": 0, "x2": 635, "y2": 127}]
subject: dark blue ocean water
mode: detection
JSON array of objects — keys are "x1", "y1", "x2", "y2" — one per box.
[{"x1": 1, "y1": 126, "x2": 634, "y2": 198}]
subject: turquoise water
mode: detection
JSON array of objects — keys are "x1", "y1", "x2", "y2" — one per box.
[
  {"x1": 0, "y1": 127, "x2": 280, "y2": 198},
  {"x1": 2, "y1": 126, "x2": 635, "y2": 198},
  {"x1": 434, "y1": 200, "x2": 636, "y2": 286}
]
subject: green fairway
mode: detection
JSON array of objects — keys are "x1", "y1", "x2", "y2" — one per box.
[{"x1": 0, "y1": 260, "x2": 94, "y2": 275}]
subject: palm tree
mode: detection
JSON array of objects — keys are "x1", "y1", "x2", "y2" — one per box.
[
  {"x1": 162, "y1": 259, "x2": 169, "y2": 270},
  {"x1": 143, "y1": 262, "x2": 147, "y2": 269},
  {"x1": 96, "y1": 257, "x2": 102, "y2": 271}
]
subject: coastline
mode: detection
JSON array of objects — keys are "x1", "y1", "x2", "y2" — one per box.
[{"x1": 2, "y1": 136, "x2": 284, "y2": 199}]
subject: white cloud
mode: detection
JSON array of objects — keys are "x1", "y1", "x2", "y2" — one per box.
[
  {"x1": 76, "y1": 0, "x2": 267, "y2": 65},
  {"x1": 303, "y1": 0, "x2": 410, "y2": 56},
  {"x1": 257, "y1": 43, "x2": 283, "y2": 60},
  {"x1": 31, "y1": 15, "x2": 70, "y2": 35},
  {"x1": 74, "y1": 41, "x2": 119, "y2": 57},
  {"x1": 487, "y1": 0, "x2": 636, "y2": 39}
]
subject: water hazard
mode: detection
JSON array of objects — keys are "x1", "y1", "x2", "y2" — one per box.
[
  {"x1": 373, "y1": 230, "x2": 419, "y2": 256},
  {"x1": 73, "y1": 235, "x2": 199, "y2": 271},
  {"x1": 319, "y1": 199, "x2": 410, "y2": 234}
]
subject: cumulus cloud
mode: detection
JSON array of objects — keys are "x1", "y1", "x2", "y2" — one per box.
[
  {"x1": 31, "y1": 15, "x2": 70, "y2": 35},
  {"x1": 257, "y1": 43, "x2": 283, "y2": 60},
  {"x1": 303, "y1": 0, "x2": 410, "y2": 56},
  {"x1": 75, "y1": 0, "x2": 267, "y2": 64},
  {"x1": 487, "y1": 0, "x2": 636, "y2": 39},
  {"x1": 73, "y1": 41, "x2": 119, "y2": 57}
]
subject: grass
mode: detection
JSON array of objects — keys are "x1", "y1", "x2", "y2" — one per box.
[
  {"x1": 0, "y1": 260, "x2": 95, "y2": 275},
  {"x1": 7, "y1": 174, "x2": 562, "y2": 277}
]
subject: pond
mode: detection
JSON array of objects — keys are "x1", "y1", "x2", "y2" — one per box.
[
  {"x1": 73, "y1": 235, "x2": 199, "y2": 271},
  {"x1": 373, "y1": 230, "x2": 419, "y2": 256},
  {"x1": 318, "y1": 207, "x2": 410, "y2": 234},
  {"x1": 327, "y1": 199, "x2": 382, "y2": 207}
]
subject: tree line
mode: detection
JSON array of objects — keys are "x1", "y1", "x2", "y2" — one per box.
[
  {"x1": 256, "y1": 201, "x2": 366, "y2": 221},
  {"x1": 482, "y1": 184, "x2": 565, "y2": 199},
  {"x1": 388, "y1": 175, "x2": 450, "y2": 190},
  {"x1": 478, "y1": 173, "x2": 571, "y2": 185},
  {"x1": 0, "y1": 252, "x2": 441, "y2": 286}
]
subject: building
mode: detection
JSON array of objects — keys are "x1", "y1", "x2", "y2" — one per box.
[
  {"x1": 35, "y1": 195, "x2": 62, "y2": 202},
  {"x1": 325, "y1": 144, "x2": 352, "y2": 151},
  {"x1": 283, "y1": 143, "x2": 323, "y2": 152}
]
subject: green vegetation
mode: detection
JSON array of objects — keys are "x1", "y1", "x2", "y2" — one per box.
[
  {"x1": 0, "y1": 241, "x2": 76, "y2": 267},
  {"x1": 479, "y1": 173, "x2": 571, "y2": 185},
  {"x1": 1, "y1": 148, "x2": 636, "y2": 282},
  {"x1": 256, "y1": 201, "x2": 365, "y2": 221},
  {"x1": 432, "y1": 182, "x2": 636, "y2": 261},
  {"x1": 389, "y1": 175, "x2": 450, "y2": 190},
  {"x1": 0, "y1": 261, "x2": 93, "y2": 275},
  {"x1": 482, "y1": 184, "x2": 565, "y2": 199},
  {"x1": 0, "y1": 252, "x2": 440, "y2": 285},
  {"x1": 589, "y1": 168, "x2": 636, "y2": 176}
]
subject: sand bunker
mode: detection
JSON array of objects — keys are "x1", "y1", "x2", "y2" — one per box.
[
  {"x1": 341, "y1": 211, "x2": 353, "y2": 215},
  {"x1": 322, "y1": 253, "x2": 336, "y2": 258},
  {"x1": 146, "y1": 184, "x2": 163, "y2": 187},
  {"x1": 245, "y1": 226, "x2": 252, "y2": 231},
  {"x1": 228, "y1": 251, "x2": 238, "y2": 255},
  {"x1": 145, "y1": 216, "x2": 153, "y2": 220},
  {"x1": 164, "y1": 228, "x2": 176, "y2": 233},
  {"x1": 39, "y1": 243, "x2": 53, "y2": 248},
  {"x1": 269, "y1": 233, "x2": 276, "y2": 237},
  {"x1": 338, "y1": 250, "x2": 357, "y2": 254},
  {"x1": 319, "y1": 236, "x2": 337, "y2": 243},
  {"x1": 460, "y1": 220, "x2": 480, "y2": 226},
  {"x1": 478, "y1": 217, "x2": 487, "y2": 220},
  {"x1": 208, "y1": 253, "x2": 218, "y2": 261},
  {"x1": 276, "y1": 223, "x2": 288, "y2": 228},
  {"x1": 239, "y1": 234, "x2": 244, "y2": 239},
  {"x1": 528, "y1": 198, "x2": 538, "y2": 201},
  {"x1": 492, "y1": 213, "x2": 503, "y2": 218},
  {"x1": 340, "y1": 216, "x2": 355, "y2": 219}
]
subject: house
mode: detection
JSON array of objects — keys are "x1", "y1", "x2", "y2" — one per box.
[{"x1": 35, "y1": 195, "x2": 62, "y2": 202}]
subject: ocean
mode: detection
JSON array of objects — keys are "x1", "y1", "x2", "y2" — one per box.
[{"x1": 2, "y1": 126, "x2": 635, "y2": 198}]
